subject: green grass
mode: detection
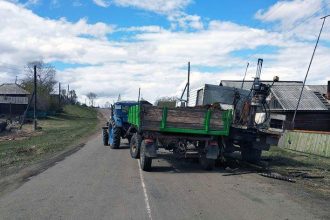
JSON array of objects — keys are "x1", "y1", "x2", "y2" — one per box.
[
  {"x1": 263, "y1": 146, "x2": 330, "y2": 196},
  {"x1": 0, "y1": 105, "x2": 98, "y2": 173},
  {"x1": 263, "y1": 146, "x2": 330, "y2": 171}
]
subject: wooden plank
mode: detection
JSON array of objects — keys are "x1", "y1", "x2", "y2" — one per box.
[
  {"x1": 166, "y1": 122, "x2": 204, "y2": 130},
  {"x1": 140, "y1": 106, "x2": 227, "y2": 132}
]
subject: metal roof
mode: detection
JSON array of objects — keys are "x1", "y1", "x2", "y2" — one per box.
[
  {"x1": 306, "y1": 85, "x2": 327, "y2": 95},
  {"x1": 270, "y1": 85, "x2": 328, "y2": 111},
  {"x1": 220, "y1": 80, "x2": 303, "y2": 91},
  {"x1": 0, "y1": 83, "x2": 30, "y2": 95}
]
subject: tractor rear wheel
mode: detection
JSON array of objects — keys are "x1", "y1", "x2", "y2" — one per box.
[
  {"x1": 199, "y1": 156, "x2": 215, "y2": 170},
  {"x1": 241, "y1": 145, "x2": 262, "y2": 163},
  {"x1": 140, "y1": 140, "x2": 152, "y2": 171},
  {"x1": 130, "y1": 133, "x2": 141, "y2": 159},
  {"x1": 109, "y1": 122, "x2": 121, "y2": 149}
]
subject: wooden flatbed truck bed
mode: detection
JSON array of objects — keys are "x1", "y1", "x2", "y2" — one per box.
[{"x1": 127, "y1": 104, "x2": 232, "y2": 171}]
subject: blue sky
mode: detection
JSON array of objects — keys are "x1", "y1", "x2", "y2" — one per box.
[{"x1": 1, "y1": 0, "x2": 330, "y2": 105}]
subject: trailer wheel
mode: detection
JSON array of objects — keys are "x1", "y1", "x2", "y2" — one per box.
[
  {"x1": 102, "y1": 129, "x2": 109, "y2": 146},
  {"x1": 140, "y1": 140, "x2": 152, "y2": 171},
  {"x1": 130, "y1": 133, "x2": 141, "y2": 159},
  {"x1": 199, "y1": 156, "x2": 215, "y2": 170},
  {"x1": 241, "y1": 146, "x2": 262, "y2": 163},
  {"x1": 109, "y1": 122, "x2": 121, "y2": 149}
]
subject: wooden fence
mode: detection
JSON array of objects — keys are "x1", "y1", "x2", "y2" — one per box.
[{"x1": 278, "y1": 130, "x2": 330, "y2": 157}]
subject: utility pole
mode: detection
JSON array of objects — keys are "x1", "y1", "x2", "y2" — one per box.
[
  {"x1": 187, "y1": 62, "x2": 190, "y2": 104},
  {"x1": 67, "y1": 84, "x2": 69, "y2": 100},
  {"x1": 59, "y1": 82, "x2": 61, "y2": 106},
  {"x1": 292, "y1": 15, "x2": 329, "y2": 128},
  {"x1": 138, "y1": 88, "x2": 141, "y2": 102},
  {"x1": 33, "y1": 65, "x2": 37, "y2": 131}
]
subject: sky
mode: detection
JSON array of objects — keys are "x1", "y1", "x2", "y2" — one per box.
[{"x1": 0, "y1": 0, "x2": 330, "y2": 106}]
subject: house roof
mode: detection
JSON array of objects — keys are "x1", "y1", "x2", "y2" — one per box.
[
  {"x1": 306, "y1": 85, "x2": 327, "y2": 95},
  {"x1": 220, "y1": 80, "x2": 303, "y2": 90},
  {"x1": 270, "y1": 85, "x2": 328, "y2": 111},
  {"x1": 0, "y1": 83, "x2": 30, "y2": 95},
  {"x1": 219, "y1": 80, "x2": 328, "y2": 111}
]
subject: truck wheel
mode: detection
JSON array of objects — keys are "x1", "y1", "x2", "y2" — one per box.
[
  {"x1": 140, "y1": 140, "x2": 152, "y2": 171},
  {"x1": 130, "y1": 133, "x2": 141, "y2": 159},
  {"x1": 110, "y1": 122, "x2": 121, "y2": 149},
  {"x1": 241, "y1": 147, "x2": 262, "y2": 163},
  {"x1": 199, "y1": 156, "x2": 215, "y2": 170},
  {"x1": 102, "y1": 129, "x2": 109, "y2": 146}
]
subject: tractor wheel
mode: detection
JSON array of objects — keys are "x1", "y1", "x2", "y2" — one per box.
[
  {"x1": 241, "y1": 145, "x2": 262, "y2": 163},
  {"x1": 199, "y1": 156, "x2": 215, "y2": 170},
  {"x1": 130, "y1": 133, "x2": 141, "y2": 159},
  {"x1": 102, "y1": 129, "x2": 109, "y2": 146},
  {"x1": 140, "y1": 140, "x2": 152, "y2": 171},
  {"x1": 109, "y1": 122, "x2": 121, "y2": 149}
]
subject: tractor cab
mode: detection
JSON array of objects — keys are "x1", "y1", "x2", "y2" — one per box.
[{"x1": 111, "y1": 101, "x2": 138, "y2": 125}]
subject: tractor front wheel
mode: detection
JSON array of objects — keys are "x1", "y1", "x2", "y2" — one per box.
[{"x1": 102, "y1": 129, "x2": 109, "y2": 146}]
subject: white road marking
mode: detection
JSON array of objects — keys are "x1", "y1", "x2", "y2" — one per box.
[{"x1": 138, "y1": 160, "x2": 153, "y2": 220}]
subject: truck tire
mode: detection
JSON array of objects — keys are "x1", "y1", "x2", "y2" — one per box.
[
  {"x1": 241, "y1": 146, "x2": 262, "y2": 163},
  {"x1": 110, "y1": 122, "x2": 121, "y2": 149},
  {"x1": 140, "y1": 140, "x2": 152, "y2": 171},
  {"x1": 102, "y1": 129, "x2": 109, "y2": 146},
  {"x1": 130, "y1": 133, "x2": 141, "y2": 159},
  {"x1": 199, "y1": 156, "x2": 215, "y2": 170}
]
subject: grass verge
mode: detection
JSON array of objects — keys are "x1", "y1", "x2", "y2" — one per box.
[
  {"x1": 0, "y1": 105, "x2": 98, "y2": 176},
  {"x1": 263, "y1": 146, "x2": 330, "y2": 196}
]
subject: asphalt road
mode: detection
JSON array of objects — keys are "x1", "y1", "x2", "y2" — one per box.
[{"x1": 0, "y1": 135, "x2": 327, "y2": 220}]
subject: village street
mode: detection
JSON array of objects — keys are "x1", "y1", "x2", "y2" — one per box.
[{"x1": 0, "y1": 131, "x2": 328, "y2": 220}]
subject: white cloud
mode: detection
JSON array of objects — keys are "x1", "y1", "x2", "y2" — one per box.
[
  {"x1": 92, "y1": 0, "x2": 110, "y2": 7},
  {"x1": 111, "y1": 0, "x2": 192, "y2": 15},
  {"x1": 0, "y1": 0, "x2": 329, "y2": 106},
  {"x1": 255, "y1": 0, "x2": 327, "y2": 28},
  {"x1": 24, "y1": 0, "x2": 40, "y2": 7},
  {"x1": 169, "y1": 13, "x2": 204, "y2": 30}
]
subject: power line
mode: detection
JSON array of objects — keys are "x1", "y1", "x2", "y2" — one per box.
[{"x1": 291, "y1": 15, "x2": 330, "y2": 128}]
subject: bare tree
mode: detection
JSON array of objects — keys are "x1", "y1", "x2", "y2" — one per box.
[
  {"x1": 68, "y1": 90, "x2": 78, "y2": 104},
  {"x1": 86, "y1": 92, "x2": 97, "y2": 107},
  {"x1": 22, "y1": 61, "x2": 57, "y2": 93},
  {"x1": 155, "y1": 96, "x2": 177, "y2": 107},
  {"x1": 21, "y1": 60, "x2": 57, "y2": 111}
]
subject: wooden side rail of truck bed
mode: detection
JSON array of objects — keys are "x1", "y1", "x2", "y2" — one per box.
[{"x1": 128, "y1": 105, "x2": 232, "y2": 136}]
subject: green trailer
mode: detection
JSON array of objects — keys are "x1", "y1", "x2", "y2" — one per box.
[{"x1": 127, "y1": 104, "x2": 232, "y2": 171}]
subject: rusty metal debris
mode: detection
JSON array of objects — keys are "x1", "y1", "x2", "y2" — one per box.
[
  {"x1": 260, "y1": 172, "x2": 296, "y2": 183},
  {"x1": 288, "y1": 171, "x2": 324, "y2": 179}
]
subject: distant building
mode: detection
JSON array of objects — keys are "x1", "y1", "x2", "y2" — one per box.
[
  {"x1": 219, "y1": 80, "x2": 330, "y2": 131},
  {"x1": 0, "y1": 83, "x2": 30, "y2": 116}
]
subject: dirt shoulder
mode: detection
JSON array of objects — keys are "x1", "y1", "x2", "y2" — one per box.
[
  {"x1": 0, "y1": 105, "x2": 107, "y2": 196},
  {"x1": 262, "y1": 146, "x2": 330, "y2": 198}
]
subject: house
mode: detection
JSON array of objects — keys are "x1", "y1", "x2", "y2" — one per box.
[
  {"x1": 0, "y1": 83, "x2": 30, "y2": 116},
  {"x1": 219, "y1": 80, "x2": 330, "y2": 131}
]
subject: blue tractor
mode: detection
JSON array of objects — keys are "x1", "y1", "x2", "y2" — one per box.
[{"x1": 102, "y1": 101, "x2": 138, "y2": 149}]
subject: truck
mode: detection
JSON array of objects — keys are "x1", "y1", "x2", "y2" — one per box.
[
  {"x1": 102, "y1": 101, "x2": 138, "y2": 148},
  {"x1": 127, "y1": 104, "x2": 233, "y2": 171},
  {"x1": 125, "y1": 59, "x2": 285, "y2": 171}
]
